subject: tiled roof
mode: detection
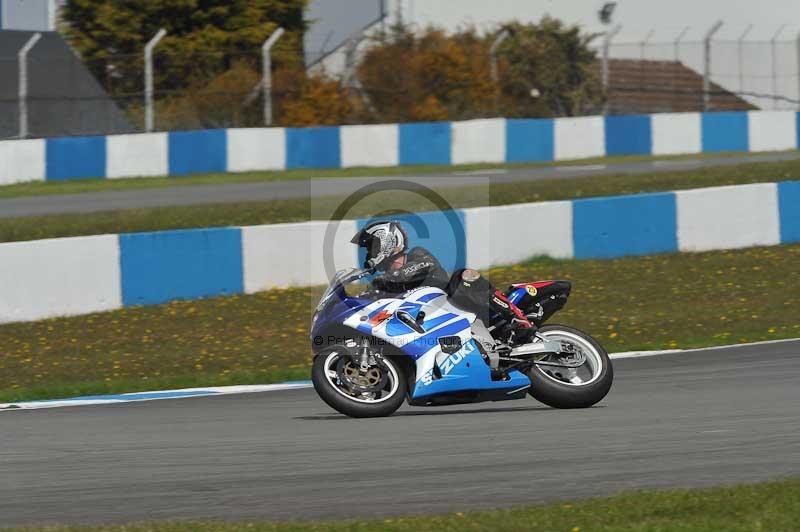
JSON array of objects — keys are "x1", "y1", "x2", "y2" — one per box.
[{"x1": 592, "y1": 58, "x2": 757, "y2": 114}]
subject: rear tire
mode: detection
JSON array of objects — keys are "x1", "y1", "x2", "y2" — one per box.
[
  {"x1": 312, "y1": 349, "x2": 407, "y2": 418},
  {"x1": 526, "y1": 325, "x2": 613, "y2": 409}
]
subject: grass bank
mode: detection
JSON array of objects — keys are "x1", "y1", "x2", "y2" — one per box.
[
  {"x1": 2, "y1": 244, "x2": 798, "y2": 403},
  {"x1": 8, "y1": 479, "x2": 800, "y2": 531},
  {"x1": 2, "y1": 157, "x2": 800, "y2": 243}
]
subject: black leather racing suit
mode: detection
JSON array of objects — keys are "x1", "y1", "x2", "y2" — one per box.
[
  {"x1": 370, "y1": 247, "x2": 528, "y2": 330},
  {"x1": 370, "y1": 247, "x2": 450, "y2": 293}
]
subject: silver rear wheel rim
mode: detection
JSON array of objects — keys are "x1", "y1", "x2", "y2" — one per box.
[
  {"x1": 535, "y1": 329, "x2": 604, "y2": 387},
  {"x1": 323, "y1": 351, "x2": 400, "y2": 404}
]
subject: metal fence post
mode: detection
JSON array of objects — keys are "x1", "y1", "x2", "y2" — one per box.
[
  {"x1": 673, "y1": 26, "x2": 689, "y2": 62},
  {"x1": 737, "y1": 25, "x2": 753, "y2": 96},
  {"x1": 490, "y1": 28, "x2": 511, "y2": 113},
  {"x1": 18, "y1": 32, "x2": 42, "y2": 139},
  {"x1": 343, "y1": 30, "x2": 366, "y2": 87},
  {"x1": 490, "y1": 29, "x2": 510, "y2": 84},
  {"x1": 703, "y1": 20, "x2": 723, "y2": 112},
  {"x1": 144, "y1": 28, "x2": 167, "y2": 133},
  {"x1": 771, "y1": 25, "x2": 787, "y2": 109},
  {"x1": 797, "y1": 32, "x2": 800, "y2": 109},
  {"x1": 262, "y1": 27, "x2": 285, "y2": 126},
  {"x1": 639, "y1": 29, "x2": 655, "y2": 60},
  {"x1": 342, "y1": 31, "x2": 378, "y2": 118},
  {"x1": 602, "y1": 24, "x2": 622, "y2": 115}
]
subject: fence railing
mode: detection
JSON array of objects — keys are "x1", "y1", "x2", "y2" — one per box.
[
  {"x1": 4, "y1": 26, "x2": 800, "y2": 140},
  {"x1": 594, "y1": 23, "x2": 800, "y2": 113}
]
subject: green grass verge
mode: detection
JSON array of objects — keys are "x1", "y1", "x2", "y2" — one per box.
[
  {"x1": 0, "y1": 150, "x2": 778, "y2": 200},
  {"x1": 3, "y1": 156, "x2": 800, "y2": 243},
  {"x1": 7, "y1": 479, "x2": 800, "y2": 531},
  {"x1": 2, "y1": 244, "x2": 799, "y2": 404}
]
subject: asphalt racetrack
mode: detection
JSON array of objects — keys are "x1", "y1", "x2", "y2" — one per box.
[
  {"x1": 2, "y1": 151, "x2": 799, "y2": 218},
  {"x1": 1, "y1": 341, "x2": 799, "y2": 527}
]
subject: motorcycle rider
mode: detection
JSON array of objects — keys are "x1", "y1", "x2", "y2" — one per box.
[{"x1": 350, "y1": 220, "x2": 534, "y2": 342}]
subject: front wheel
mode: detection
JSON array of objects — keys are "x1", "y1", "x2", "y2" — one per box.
[
  {"x1": 525, "y1": 324, "x2": 613, "y2": 409},
  {"x1": 312, "y1": 348, "x2": 407, "y2": 418}
]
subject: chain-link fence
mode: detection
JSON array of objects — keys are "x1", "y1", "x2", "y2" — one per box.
[
  {"x1": 595, "y1": 36, "x2": 800, "y2": 114},
  {"x1": 4, "y1": 28, "x2": 800, "y2": 140},
  {"x1": 2, "y1": 30, "x2": 599, "y2": 140},
  {"x1": 1, "y1": 29, "x2": 322, "y2": 139}
]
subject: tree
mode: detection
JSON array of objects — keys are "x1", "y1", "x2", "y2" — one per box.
[
  {"x1": 357, "y1": 25, "x2": 496, "y2": 123},
  {"x1": 61, "y1": 0, "x2": 307, "y2": 98},
  {"x1": 354, "y1": 18, "x2": 602, "y2": 122},
  {"x1": 275, "y1": 69, "x2": 355, "y2": 126},
  {"x1": 495, "y1": 18, "x2": 602, "y2": 117}
]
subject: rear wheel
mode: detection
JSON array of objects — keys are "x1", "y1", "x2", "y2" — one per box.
[
  {"x1": 525, "y1": 325, "x2": 613, "y2": 408},
  {"x1": 312, "y1": 348, "x2": 407, "y2": 418}
]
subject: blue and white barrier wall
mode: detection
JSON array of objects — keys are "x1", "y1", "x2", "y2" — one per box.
[
  {"x1": 2, "y1": 111, "x2": 800, "y2": 185},
  {"x1": 1, "y1": 180, "x2": 799, "y2": 324}
]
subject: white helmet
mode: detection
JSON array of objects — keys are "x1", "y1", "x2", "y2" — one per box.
[{"x1": 351, "y1": 221, "x2": 408, "y2": 270}]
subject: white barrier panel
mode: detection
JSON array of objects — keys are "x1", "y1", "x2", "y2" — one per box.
[
  {"x1": 226, "y1": 128, "x2": 286, "y2": 172},
  {"x1": 106, "y1": 133, "x2": 168, "y2": 179},
  {"x1": 0, "y1": 235, "x2": 121, "y2": 324},
  {"x1": 340, "y1": 124, "x2": 399, "y2": 168},
  {"x1": 651, "y1": 112, "x2": 702, "y2": 155},
  {"x1": 464, "y1": 201, "x2": 574, "y2": 270},
  {"x1": 554, "y1": 116, "x2": 604, "y2": 160},
  {"x1": 0, "y1": 139, "x2": 45, "y2": 185},
  {"x1": 242, "y1": 220, "x2": 359, "y2": 292},
  {"x1": 676, "y1": 183, "x2": 780, "y2": 252},
  {"x1": 451, "y1": 118, "x2": 506, "y2": 165},
  {"x1": 747, "y1": 111, "x2": 797, "y2": 152}
]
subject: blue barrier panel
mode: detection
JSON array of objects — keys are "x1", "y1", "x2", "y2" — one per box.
[
  {"x1": 120, "y1": 227, "x2": 243, "y2": 307},
  {"x1": 168, "y1": 129, "x2": 227, "y2": 176},
  {"x1": 505, "y1": 118, "x2": 554, "y2": 162},
  {"x1": 797, "y1": 112, "x2": 800, "y2": 148},
  {"x1": 357, "y1": 210, "x2": 466, "y2": 272},
  {"x1": 701, "y1": 112, "x2": 749, "y2": 152},
  {"x1": 778, "y1": 181, "x2": 800, "y2": 243},
  {"x1": 46, "y1": 136, "x2": 106, "y2": 181},
  {"x1": 605, "y1": 115, "x2": 652, "y2": 156},
  {"x1": 399, "y1": 122, "x2": 451, "y2": 165},
  {"x1": 573, "y1": 192, "x2": 678, "y2": 259},
  {"x1": 286, "y1": 126, "x2": 341, "y2": 169}
]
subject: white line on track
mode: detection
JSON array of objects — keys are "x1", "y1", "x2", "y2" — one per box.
[
  {"x1": 2, "y1": 338, "x2": 797, "y2": 412},
  {"x1": 610, "y1": 337, "x2": 800, "y2": 359},
  {"x1": 0, "y1": 383, "x2": 313, "y2": 411},
  {"x1": 609, "y1": 349, "x2": 682, "y2": 359}
]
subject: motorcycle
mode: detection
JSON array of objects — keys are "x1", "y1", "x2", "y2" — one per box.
[{"x1": 310, "y1": 268, "x2": 613, "y2": 418}]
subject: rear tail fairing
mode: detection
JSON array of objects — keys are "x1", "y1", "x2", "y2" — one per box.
[{"x1": 506, "y1": 280, "x2": 572, "y2": 325}]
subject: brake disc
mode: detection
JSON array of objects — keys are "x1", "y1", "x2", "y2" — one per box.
[{"x1": 336, "y1": 357, "x2": 389, "y2": 393}]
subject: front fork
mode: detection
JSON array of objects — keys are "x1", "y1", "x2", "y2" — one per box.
[
  {"x1": 358, "y1": 337, "x2": 372, "y2": 371},
  {"x1": 341, "y1": 338, "x2": 378, "y2": 373}
]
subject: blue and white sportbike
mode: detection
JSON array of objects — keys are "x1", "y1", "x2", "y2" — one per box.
[{"x1": 311, "y1": 268, "x2": 613, "y2": 418}]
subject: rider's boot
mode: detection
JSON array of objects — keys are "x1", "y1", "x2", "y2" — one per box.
[{"x1": 490, "y1": 290, "x2": 535, "y2": 344}]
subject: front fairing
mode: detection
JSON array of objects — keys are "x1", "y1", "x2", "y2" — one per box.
[{"x1": 310, "y1": 291, "x2": 372, "y2": 342}]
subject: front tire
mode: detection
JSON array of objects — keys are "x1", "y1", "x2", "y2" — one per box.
[
  {"x1": 526, "y1": 325, "x2": 613, "y2": 409},
  {"x1": 312, "y1": 349, "x2": 407, "y2": 418}
]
